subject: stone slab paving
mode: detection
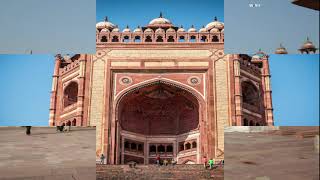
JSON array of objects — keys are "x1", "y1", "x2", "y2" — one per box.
[
  {"x1": 0, "y1": 127, "x2": 96, "y2": 180},
  {"x1": 225, "y1": 130, "x2": 319, "y2": 180}
]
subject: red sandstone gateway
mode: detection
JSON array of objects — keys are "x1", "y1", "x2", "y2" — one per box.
[{"x1": 49, "y1": 13, "x2": 274, "y2": 165}]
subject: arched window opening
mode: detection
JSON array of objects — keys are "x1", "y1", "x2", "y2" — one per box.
[
  {"x1": 63, "y1": 81, "x2": 78, "y2": 108},
  {"x1": 189, "y1": 36, "x2": 196, "y2": 42},
  {"x1": 62, "y1": 123, "x2": 65, "y2": 126},
  {"x1": 145, "y1": 36, "x2": 152, "y2": 42},
  {"x1": 200, "y1": 36, "x2": 207, "y2": 42},
  {"x1": 124, "y1": 141, "x2": 130, "y2": 149},
  {"x1": 131, "y1": 143, "x2": 137, "y2": 150},
  {"x1": 179, "y1": 36, "x2": 185, "y2": 42},
  {"x1": 192, "y1": 141, "x2": 197, "y2": 148},
  {"x1": 185, "y1": 143, "x2": 191, "y2": 150},
  {"x1": 66, "y1": 121, "x2": 71, "y2": 126},
  {"x1": 249, "y1": 121, "x2": 254, "y2": 126},
  {"x1": 101, "y1": 36, "x2": 108, "y2": 42},
  {"x1": 256, "y1": 122, "x2": 260, "y2": 126},
  {"x1": 123, "y1": 36, "x2": 130, "y2": 42},
  {"x1": 168, "y1": 36, "x2": 175, "y2": 42},
  {"x1": 138, "y1": 144, "x2": 143, "y2": 151},
  {"x1": 149, "y1": 145, "x2": 156, "y2": 153},
  {"x1": 212, "y1": 35, "x2": 219, "y2": 42},
  {"x1": 112, "y1": 36, "x2": 119, "y2": 42},
  {"x1": 158, "y1": 145, "x2": 165, "y2": 153},
  {"x1": 179, "y1": 143, "x2": 184, "y2": 151},
  {"x1": 242, "y1": 81, "x2": 259, "y2": 106},
  {"x1": 156, "y1": 36, "x2": 163, "y2": 42},
  {"x1": 134, "y1": 36, "x2": 141, "y2": 42},
  {"x1": 72, "y1": 119, "x2": 76, "y2": 126},
  {"x1": 243, "y1": 118, "x2": 248, "y2": 126},
  {"x1": 166, "y1": 145, "x2": 173, "y2": 153}
]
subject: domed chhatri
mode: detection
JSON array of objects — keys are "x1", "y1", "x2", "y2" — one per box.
[
  {"x1": 133, "y1": 26, "x2": 142, "y2": 33},
  {"x1": 96, "y1": 15, "x2": 225, "y2": 43},
  {"x1": 96, "y1": 16, "x2": 116, "y2": 30},
  {"x1": 299, "y1": 37, "x2": 318, "y2": 54},
  {"x1": 252, "y1": 49, "x2": 268, "y2": 59},
  {"x1": 148, "y1": 12, "x2": 173, "y2": 28},
  {"x1": 205, "y1": 17, "x2": 224, "y2": 30},
  {"x1": 275, "y1": 44, "x2": 288, "y2": 54},
  {"x1": 122, "y1": 25, "x2": 131, "y2": 33},
  {"x1": 177, "y1": 25, "x2": 186, "y2": 32},
  {"x1": 188, "y1": 25, "x2": 197, "y2": 32}
]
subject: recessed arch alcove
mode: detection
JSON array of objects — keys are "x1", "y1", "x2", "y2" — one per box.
[
  {"x1": 110, "y1": 79, "x2": 207, "y2": 165},
  {"x1": 118, "y1": 82, "x2": 199, "y2": 135}
]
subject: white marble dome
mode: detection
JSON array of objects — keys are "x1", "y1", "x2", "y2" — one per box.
[
  {"x1": 177, "y1": 26, "x2": 185, "y2": 32},
  {"x1": 210, "y1": 28, "x2": 220, "y2": 33},
  {"x1": 96, "y1": 17, "x2": 115, "y2": 30},
  {"x1": 166, "y1": 28, "x2": 175, "y2": 33},
  {"x1": 155, "y1": 28, "x2": 165, "y2": 33},
  {"x1": 206, "y1": 17, "x2": 224, "y2": 30},
  {"x1": 133, "y1": 26, "x2": 142, "y2": 33},
  {"x1": 122, "y1": 25, "x2": 131, "y2": 33},
  {"x1": 188, "y1": 25, "x2": 197, "y2": 32},
  {"x1": 144, "y1": 28, "x2": 154, "y2": 33},
  {"x1": 199, "y1": 26, "x2": 207, "y2": 33}
]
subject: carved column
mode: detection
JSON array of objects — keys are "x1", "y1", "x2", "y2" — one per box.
[
  {"x1": 261, "y1": 58, "x2": 274, "y2": 125},
  {"x1": 49, "y1": 55, "x2": 61, "y2": 126},
  {"x1": 233, "y1": 56, "x2": 243, "y2": 125}
]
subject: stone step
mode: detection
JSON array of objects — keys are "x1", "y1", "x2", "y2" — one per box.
[{"x1": 96, "y1": 165, "x2": 223, "y2": 180}]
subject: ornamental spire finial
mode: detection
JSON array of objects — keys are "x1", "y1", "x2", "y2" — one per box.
[
  {"x1": 160, "y1": 12, "x2": 163, "y2": 18},
  {"x1": 214, "y1": 16, "x2": 218, "y2": 21},
  {"x1": 104, "y1": 16, "x2": 108, "y2": 22}
]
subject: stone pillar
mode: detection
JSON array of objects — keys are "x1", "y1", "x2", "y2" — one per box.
[
  {"x1": 77, "y1": 57, "x2": 86, "y2": 126},
  {"x1": 233, "y1": 58, "x2": 242, "y2": 126},
  {"x1": 261, "y1": 59, "x2": 274, "y2": 126},
  {"x1": 144, "y1": 141, "x2": 148, "y2": 164},
  {"x1": 49, "y1": 55, "x2": 61, "y2": 126}
]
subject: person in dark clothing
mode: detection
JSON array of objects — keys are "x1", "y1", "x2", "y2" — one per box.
[{"x1": 26, "y1": 126, "x2": 32, "y2": 135}]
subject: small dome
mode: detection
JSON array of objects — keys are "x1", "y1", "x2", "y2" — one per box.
[
  {"x1": 252, "y1": 49, "x2": 268, "y2": 59},
  {"x1": 122, "y1": 25, "x2": 131, "y2": 33},
  {"x1": 100, "y1": 28, "x2": 110, "y2": 33},
  {"x1": 177, "y1": 26, "x2": 185, "y2": 32},
  {"x1": 155, "y1": 28, "x2": 165, "y2": 33},
  {"x1": 188, "y1": 25, "x2": 197, "y2": 32},
  {"x1": 205, "y1": 17, "x2": 224, "y2": 30},
  {"x1": 96, "y1": 16, "x2": 115, "y2": 30},
  {"x1": 301, "y1": 37, "x2": 316, "y2": 49},
  {"x1": 210, "y1": 28, "x2": 219, "y2": 33},
  {"x1": 199, "y1": 26, "x2": 207, "y2": 33},
  {"x1": 166, "y1": 27, "x2": 175, "y2": 33},
  {"x1": 144, "y1": 28, "x2": 153, "y2": 33},
  {"x1": 149, "y1": 12, "x2": 172, "y2": 26},
  {"x1": 112, "y1": 26, "x2": 120, "y2": 32},
  {"x1": 133, "y1": 26, "x2": 142, "y2": 33},
  {"x1": 275, "y1": 44, "x2": 288, "y2": 54}
]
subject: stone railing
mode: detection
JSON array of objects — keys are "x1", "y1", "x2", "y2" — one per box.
[{"x1": 96, "y1": 32, "x2": 224, "y2": 43}]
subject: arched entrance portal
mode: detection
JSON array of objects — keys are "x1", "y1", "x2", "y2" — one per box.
[{"x1": 113, "y1": 80, "x2": 204, "y2": 164}]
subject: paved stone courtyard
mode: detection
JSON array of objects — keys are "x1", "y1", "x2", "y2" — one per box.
[
  {"x1": 225, "y1": 129, "x2": 319, "y2": 180},
  {"x1": 0, "y1": 127, "x2": 95, "y2": 180}
]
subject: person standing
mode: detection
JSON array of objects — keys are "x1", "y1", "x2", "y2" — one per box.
[
  {"x1": 203, "y1": 156, "x2": 207, "y2": 169},
  {"x1": 156, "y1": 154, "x2": 161, "y2": 166},
  {"x1": 26, "y1": 126, "x2": 32, "y2": 135},
  {"x1": 100, "y1": 154, "x2": 105, "y2": 164},
  {"x1": 208, "y1": 159, "x2": 214, "y2": 169}
]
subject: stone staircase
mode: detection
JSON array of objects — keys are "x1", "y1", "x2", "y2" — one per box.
[{"x1": 96, "y1": 164, "x2": 223, "y2": 180}]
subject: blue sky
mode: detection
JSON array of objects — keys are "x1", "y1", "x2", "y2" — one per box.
[
  {"x1": 96, "y1": 0, "x2": 224, "y2": 31},
  {"x1": 0, "y1": 55, "x2": 53, "y2": 126},
  {"x1": 225, "y1": 0, "x2": 319, "y2": 54},
  {"x1": 270, "y1": 54, "x2": 319, "y2": 126},
  {"x1": 0, "y1": 0, "x2": 95, "y2": 54}
]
